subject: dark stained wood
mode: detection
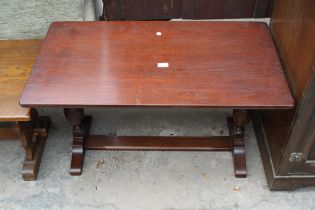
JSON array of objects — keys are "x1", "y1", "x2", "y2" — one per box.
[
  {"x1": 253, "y1": 0, "x2": 272, "y2": 18},
  {"x1": 268, "y1": 0, "x2": 315, "y2": 176},
  {"x1": 100, "y1": 0, "x2": 274, "y2": 20},
  {"x1": 18, "y1": 109, "x2": 51, "y2": 181},
  {"x1": 259, "y1": 110, "x2": 293, "y2": 169},
  {"x1": 20, "y1": 21, "x2": 293, "y2": 109},
  {"x1": 64, "y1": 108, "x2": 92, "y2": 175},
  {"x1": 228, "y1": 110, "x2": 249, "y2": 178},
  {"x1": 180, "y1": 0, "x2": 195, "y2": 19},
  {"x1": 281, "y1": 75, "x2": 315, "y2": 175},
  {"x1": 254, "y1": 113, "x2": 315, "y2": 191},
  {"x1": 308, "y1": 142, "x2": 315, "y2": 160},
  {"x1": 85, "y1": 135, "x2": 231, "y2": 150},
  {"x1": 270, "y1": 0, "x2": 315, "y2": 101},
  {"x1": 0, "y1": 122, "x2": 18, "y2": 139},
  {"x1": 266, "y1": 0, "x2": 275, "y2": 17},
  {"x1": 121, "y1": 0, "x2": 182, "y2": 20},
  {"x1": 100, "y1": 0, "x2": 117, "y2": 20},
  {"x1": 194, "y1": 0, "x2": 256, "y2": 19},
  {"x1": 193, "y1": 0, "x2": 274, "y2": 18},
  {"x1": 254, "y1": 0, "x2": 315, "y2": 190},
  {"x1": 65, "y1": 108, "x2": 249, "y2": 177},
  {"x1": 20, "y1": 21, "x2": 294, "y2": 178}
]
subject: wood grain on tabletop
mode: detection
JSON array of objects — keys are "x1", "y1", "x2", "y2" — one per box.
[
  {"x1": 0, "y1": 40, "x2": 41, "y2": 121},
  {"x1": 20, "y1": 21, "x2": 293, "y2": 109}
]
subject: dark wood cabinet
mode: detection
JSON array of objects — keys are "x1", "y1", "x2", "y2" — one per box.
[
  {"x1": 100, "y1": 0, "x2": 274, "y2": 20},
  {"x1": 254, "y1": 0, "x2": 315, "y2": 190},
  {"x1": 118, "y1": 0, "x2": 182, "y2": 20},
  {"x1": 194, "y1": 0, "x2": 255, "y2": 19}
]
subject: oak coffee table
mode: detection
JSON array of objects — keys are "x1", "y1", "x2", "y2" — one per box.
[
  {"x1": 0, "y1": 40, "x2": 50, "y2": 180},
  {"x1": 20, "y1": 21, "x2": 294, "y2": 178}
]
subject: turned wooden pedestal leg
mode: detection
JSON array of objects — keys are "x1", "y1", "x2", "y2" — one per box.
[
  {"x1": 17, "y1": 109, "x2": 51, "y2": 181},
  {"x1": 64, "y1": 108, "x2": 91, "y2": 175},
  {"x1": 227, "y1": 110, "x2": 249, "y2": 178}
]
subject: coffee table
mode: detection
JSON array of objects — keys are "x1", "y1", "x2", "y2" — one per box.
[
  {"x1": 20, "y1": 21, "x2": 294, "y2": 178},
  {"x1": 0, "y1": 40, "x2": 51, "y2": 180}
]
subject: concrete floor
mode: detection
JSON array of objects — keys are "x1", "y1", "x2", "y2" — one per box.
[{"x1": 0, "y1": 108, "x2": 314, "y2": 210}]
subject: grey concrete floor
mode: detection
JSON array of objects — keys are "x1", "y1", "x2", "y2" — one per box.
[{"x1": 0, "y1": 108, "x2": 314, "y2": 210}]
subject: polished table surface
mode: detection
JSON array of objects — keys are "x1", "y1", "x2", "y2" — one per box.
[{"x1": 20, "y1": 21, "x2": 294, "y2": 109}]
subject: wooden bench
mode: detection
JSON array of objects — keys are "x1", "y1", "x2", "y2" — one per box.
[
  {"x1": 0, "y1": 40, "x2": 51, "y2": 181},
  {"x1": 20, "y1": 21, "x2": 294, "y2": 178}
]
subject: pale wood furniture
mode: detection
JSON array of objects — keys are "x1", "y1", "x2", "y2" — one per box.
[{"x1": 0, "y1": 40, "x2": 50, "y2": 180}]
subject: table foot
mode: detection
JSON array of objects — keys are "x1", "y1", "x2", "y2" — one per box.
[
  {"x1": 64, "y1": 108, "x2": 249, "y2": 178},
  {"x1": 17, "y1": 109, "x2": 51, "y2": 181},
  {"x1": 228, "y1": 110, "x2": 249, "y2": 178},
  {"x1": 64, "y1": 108, "x2": 91, "y2": 175}
]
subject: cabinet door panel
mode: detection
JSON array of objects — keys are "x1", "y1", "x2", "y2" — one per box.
[
  {"x1": 102, "y1": 0, "x2": 274, "y2": 20},
  {"x1": 121, "y1": 0, "x2": 181, "y2": 20},
  {"x1": 194, "y1": 0, "x2": 256, "y2": 19},
  {"x1": 300, "y1": 98, "x2": 315, "y2": 175}
]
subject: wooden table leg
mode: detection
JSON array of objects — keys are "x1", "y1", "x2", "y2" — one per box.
[
  {"x1": 227, "y1": 110, "x2": 249, "y2": 178},
  {"x1": 63, "y1": 108, "x2": 249, "y2": 178},
  {"x1": 17, "y1": 109, "x2": 51, "y2": 181},
  {"x1": 64, "y1": 108, "x2": 92, "y2": 175}
]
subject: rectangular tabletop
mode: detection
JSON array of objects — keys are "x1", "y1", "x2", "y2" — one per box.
[{"x1": 20, "y1": 21, "x2": 294, "y2": 109}]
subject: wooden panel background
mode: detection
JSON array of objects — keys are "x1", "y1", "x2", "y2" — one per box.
[
  {"x1": 194, "y1": 0, "x2": 256, "y2": 19},
  {"x1": 102, "y1": 0, "x2": 274, "y2": 20},
  {"x1": 260, "y1": 0, "x2": 315, "y2": 175},
  {"x1": 270, "y1": 0, "x2": 315, "y2": 101}
]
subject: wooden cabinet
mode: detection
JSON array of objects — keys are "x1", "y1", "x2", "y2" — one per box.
[
  {"x1": 194, "y1": 0, "x2": 256, "y2": 19},
  {"x1": 254, "y1": 0, "x2": 315, "y2": 190},
  {"x1": 114, "y1": 0, "x2": 182, "y2": 20},
  {"x1": 100, "y1": 0, "x2": 274, "y2": 20}
]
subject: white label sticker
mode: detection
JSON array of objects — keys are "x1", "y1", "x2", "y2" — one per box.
[{"x1": 157, "y1": 63, "x2": 169, "y2": 68}]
